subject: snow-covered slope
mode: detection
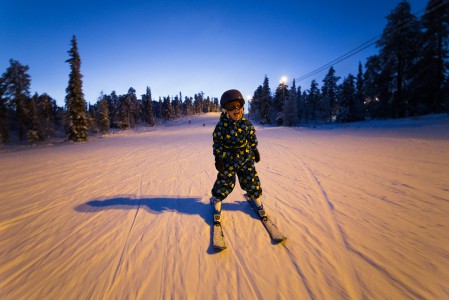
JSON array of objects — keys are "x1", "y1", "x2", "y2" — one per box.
[{"x1": 1, "y1": 113, "x2": 448, "y2": 299}]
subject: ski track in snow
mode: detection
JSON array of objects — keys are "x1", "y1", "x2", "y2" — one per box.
[
  {"x1": 272, "y1": 142, "x2": 362, "y2": 299},
  {"x1": 1, "y1": 113, "x2": 449, "y2": 299}
]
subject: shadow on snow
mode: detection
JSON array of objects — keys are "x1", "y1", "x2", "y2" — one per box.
[{"x1": 75, "y1": 196, "x2": 259, "y2": 254}]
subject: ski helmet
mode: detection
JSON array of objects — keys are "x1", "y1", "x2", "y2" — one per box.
[{"x1": 220, "y1": 89, "x2": 245, "y2": 108}]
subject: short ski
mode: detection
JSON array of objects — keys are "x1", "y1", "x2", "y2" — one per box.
[
  {"x1": 244, "y1": 194, "x2": 287, "y2": 242},
  {"x1": 212, "y1": 222, "x2": 227, "y2": 250}
]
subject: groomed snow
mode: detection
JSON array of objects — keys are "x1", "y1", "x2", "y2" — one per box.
[{"x1": 1, "y1": 113, "x2": 448, "y2": 299}]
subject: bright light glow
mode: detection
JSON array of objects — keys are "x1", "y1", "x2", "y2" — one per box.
[{"x1": 280, "y1": 76, "x2": 288, "y2": 84}]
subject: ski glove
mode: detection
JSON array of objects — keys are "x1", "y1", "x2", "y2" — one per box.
[
  {"x1": 215, "y1": 157, "x2": 225, "y2": 173},
  {"x1": 254, "y1": 148, "x2": 260, "y2": 163}
]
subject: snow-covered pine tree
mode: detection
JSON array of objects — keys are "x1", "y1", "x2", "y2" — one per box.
[
  {"x1": 410, "y1": 0, "x2": 449, "y2": 114},
  {"x1": 98, "y1": 93, "x2": 110, "y2": 134},
  {"x1": 38, "y1": 93, "x2": 57, "y2": 140},
  {"x1": 355, "y1": 62, "x2": 366, "y2": 121},
  {"x1": 127, "y1": 87, "x2": 140, "y2": 127},
  {"x1": 321, "y1": 67, "x2": 340, "y2": 123},
  {"x1": 284, "y1": 79, "x2": 298, "y2": 126},
  {"x1": 109, "y1": 91, "x2": 118, "y2": 125},
  {"x1": 2, "y1": 59, "x2": 31, "y2": 140},
  {"x1": 308, "y1": 80, "x2": 320, "y2": 127},
  {"x1": 183, "y1": 96, "x2": 194, "y2": 116},
  {"x1": 260, "y1": 75, "x2": 272, "y2": 124},
  {"x1": 443, "y1": 76, "x2": 449, "y2": 113},
  {"x1": 337, "y1": 75, "x2": 356, "y2": 123},
  {"x1": 193, "y1": 92, "x2": 204, "y2": 114},
  {"x1": 296, "y1": 85, "x2": 304, "y2": 124},
  {"x1": 273, "y1": 81, "x2": 289, "y2": 125},
  {"x1": 212, "y1": 97, "x2": 220, "y2": 112},
  {"x1": 173, "y1": 95, "x2": 182, "y2": 116},
  {"x1": 0, "y1": 76, "x2": 8, "y2": 143},
  {"x1": 377, "y1": 1, "x2": 422, "y2": 118},
  {"x1": 202, "y1": 96, "x2": 211, "y2": 113},
  {"x1": 163, "y1": 96, "x2": 174, "y2": 121},
  {"x1": 27, "y1": 94, "x2": 43, "y2": 143},
  {"x1": 143, "y1": 87, "x2": 156, "y2": 126},
  {"x1": 115, "y1": 88, "x2": 140, "y2": 129},
  {"x1": 249, "y1": 85, "x2": 263, "y2": 122},
  {"x1": 65, "y1": 35, "x2": 88, "y2": 142},
  {"x1": 88, "y1": 103, "x2": 99, "y2": 134}
]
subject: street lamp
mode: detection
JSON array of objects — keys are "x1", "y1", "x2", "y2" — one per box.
[
  {"x1": 280, "y1": 76, "x2": 287, "y2": 111},
  {"x1": 280, "y1": 76, "x2": 287, "y2": 84}
]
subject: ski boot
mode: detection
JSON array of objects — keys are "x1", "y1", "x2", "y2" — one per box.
[
  {"x1": 210, "y1": 196, "x2": 222, "y2": 225},
  {"x1": 253, "y1": 197, "x2": 268, "y2": 221}
]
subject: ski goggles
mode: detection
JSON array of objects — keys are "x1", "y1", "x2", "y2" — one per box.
[{"x1": 224, "y1": 103, "x2": 243, "y2": 111}]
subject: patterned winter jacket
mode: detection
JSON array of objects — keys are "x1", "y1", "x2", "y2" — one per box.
[{"x1": 212, "y1": 113, "x2": 258, "y2": 162}]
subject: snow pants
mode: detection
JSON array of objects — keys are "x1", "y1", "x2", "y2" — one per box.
[{"x1": 212, "y1": 149, "x2": 262, "y2": 201}]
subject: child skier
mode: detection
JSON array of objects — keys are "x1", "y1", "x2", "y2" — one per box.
[{"x1": 210, "y1": 89, "x2": 266, "y2": 224}]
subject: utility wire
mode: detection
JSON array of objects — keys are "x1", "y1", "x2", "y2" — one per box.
[{"x1": 294, "y1": 1, "x2": 445, "y2": 84}]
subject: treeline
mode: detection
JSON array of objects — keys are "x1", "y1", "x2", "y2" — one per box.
[
  {"x1": 0, "y1": 37, "x2": 219, "y2": 144},
  {"x1": 90, "y1": 88, "x2": 220, "y2": 133},
  {"x1": 250, "y1": 0, "x2": 449, "y2": 126}
]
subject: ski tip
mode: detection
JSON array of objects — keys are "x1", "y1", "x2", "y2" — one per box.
[
  {"x1": 213, "y1": 245, "x2": 227, "y2": 251},
  {"x1": 273, "y1": 236, "x2": 287, "y2": 243}
]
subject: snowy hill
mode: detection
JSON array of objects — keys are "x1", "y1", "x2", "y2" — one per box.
[{"x1": 1, "y1": 113, "x2": 449, "y2": 299}]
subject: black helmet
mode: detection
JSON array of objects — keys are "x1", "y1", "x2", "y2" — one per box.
[{"x1": 220, "y1": 89, "x2": 245, "y2": 108}]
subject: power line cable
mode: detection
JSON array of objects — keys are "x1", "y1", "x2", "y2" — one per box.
[{"x1": 294, "y1": 2, "x2": 445, "y2": 84}]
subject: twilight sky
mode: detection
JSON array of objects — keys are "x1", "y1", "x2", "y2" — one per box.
[{"x1": 1, "y1": 0, "x2": 427, "y2": 106}]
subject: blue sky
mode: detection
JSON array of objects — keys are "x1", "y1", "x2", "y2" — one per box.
[{"x1": 1, "y1": 0, "x2": 427, "y2": 107}]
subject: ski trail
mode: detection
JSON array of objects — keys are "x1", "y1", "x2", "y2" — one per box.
[
  {"x1": 110, "y1": 200, "x2": 141, "y2": 284},
  {"x1": 106, "y1": 157, "x2": 148, "y2": 295},
  {"x1": 228, "y1": 241, "x2": 265, "y2": 299},
  {"x1": 268, "y1": 141, "x2": 362, "y2": 299},
  {"x1": 283, "y1": 244, "x2": 317, "y2": 300},
  {"x1": 300, "y1": 159, "x2": 362, "y2": 299}
]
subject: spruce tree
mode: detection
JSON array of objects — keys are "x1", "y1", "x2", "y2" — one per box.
[
  {"x1": 377, "y1": 1, "x2": 422, "y2": 118},
  {"x1": 321, "y1": 67, "x2": 340, "y2": 123},
  {"x1": 284, "y1": 79, "x2": 298, "y2": 126},
  {"x1": 296, "y1": 85, "x2": 304, "y2": 124},
  {"x1": 27, "y1": 94, "x2": 44, "y2": 143},
  {"x1": 65, "y1": 35, "x2": 88, "y2": 141},
  {"x1": 337, "y1": 75, "x2": 357, "y2": 123},
  {"x1": 107, "y1": 91, "x2": 117, "y2": 126},
  {"x1": 273, "y1": 81, "x2": 289, "y2": 124},
  {"x1": 126, "y1": 87, "x2": 140, "y2": 127},
  {"x1": 250, "y1": 85, "x2": 263, "y2": 122},
  {"x1": 308, "y1": 80, "x2": 320, "y2": 127},
  {"x1": 184, "y1": 96, "x2": 194, "y2": 116},
  {"x1": 2, "y1": 59, "x2": 31, "y2": 140},
  {"x1": 260, "y1": 75, "x2": 272, "y2": 124},
  {"x1": 98, "y1": 93, "x2": 110, "y2": 134},
  {"x1": 38, "y1": 93, "x2": 57, "y2": 140},
  {"x1": 355, "y1": 62, "x2": 366, "y2": 121},
  {"x1": 443, "y1": 76, "x2": 449, "y2": 113},
  {"x1": 0, "y1": 76, "x2": 8, "y2": 143},
  {"x1": 163, "y1": 96, "x2": 174, "y2": 121},
  {"x1": 410, "y1": 0, "x2": 449, "y2": 114},
  {"x1": 363, "y1": 55, "x2": 381, "y2": 105},
  {"x1": 143, "y1": 87, "x2": 156, "y2": 126}
]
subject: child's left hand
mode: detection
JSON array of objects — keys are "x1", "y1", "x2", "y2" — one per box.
[{"x1": 254, "y1": 149, "x2": 260, "y2": 163}]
